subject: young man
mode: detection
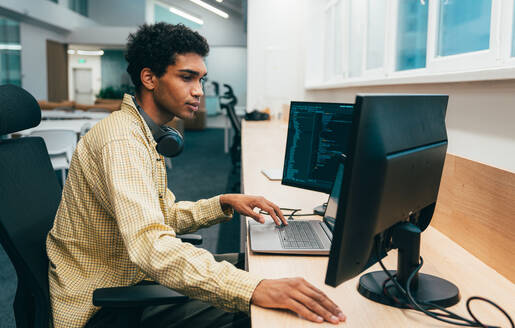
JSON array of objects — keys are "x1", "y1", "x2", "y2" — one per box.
[{"x1": 46, "y1": 23, "x2": 346, "y2": 327}]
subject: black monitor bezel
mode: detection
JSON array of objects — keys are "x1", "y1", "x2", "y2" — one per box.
[
  {"x1": 325, "y1": 94, "x2": 449, "y2": 287},
  {"x1": 281, "y1": 100, "x2": 354, "y2": 194}
]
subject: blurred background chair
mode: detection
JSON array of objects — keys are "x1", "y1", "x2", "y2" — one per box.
[
  {"x1": 219, "y1": 84, "x2": 241, "y2": 168},
  {"x1": 29, "y1": 129, "x2": 77, "y2": 186}
]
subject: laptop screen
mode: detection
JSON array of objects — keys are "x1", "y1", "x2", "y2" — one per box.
[
  {"x1": 282, "y1": 101, "x2": 353, "y2": 193},
  {"x1": 323, "y1": 162, "x2": 344, "y2": 231}
]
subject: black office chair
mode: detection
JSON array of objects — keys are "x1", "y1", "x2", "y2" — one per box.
[
  {"x1": 219, "y1": 84, "x2": 241, "y2": 167},
  {"x1": 0, "y1": 85, "x2": 200, "y2": 328}
]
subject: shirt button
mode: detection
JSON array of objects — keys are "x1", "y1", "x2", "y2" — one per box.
[{"x1": 159, "y1": 194, "x2": 163, "y2": 199}]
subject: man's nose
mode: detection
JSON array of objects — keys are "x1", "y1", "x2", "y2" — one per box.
[{"x1": 192, "y1": 82, "x2": 203, "y2": 97}]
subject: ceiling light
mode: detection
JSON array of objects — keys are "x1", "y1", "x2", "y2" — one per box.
[
  {"x1": 189, "y1": 0, "x2": 229, "y2": 19},
  {"x1": 67, "y1": 49, "x2": 76, "y2": 55},
  {"x1": 76, "y1": 50, "x2": 104, "y2": 56},
  {"x1": 169, "y1": 6, "x2": 204, "y2": 25},
  {"x1": 216, "y1": 0, "x2": 223, "y2": 2},
  {"x1": 0, "y1": 44, "x2": 21, "y2": 50}
]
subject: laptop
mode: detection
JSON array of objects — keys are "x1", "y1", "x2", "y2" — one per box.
[{"x1": 249, "y1": 163, "x2": 343, "y2": 255}]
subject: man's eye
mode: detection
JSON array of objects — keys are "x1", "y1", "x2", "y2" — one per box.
[{"x1": 182, "y1": 76, "x2": 193, "y2": 81}]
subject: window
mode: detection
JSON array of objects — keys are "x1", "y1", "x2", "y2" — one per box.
[
  {"x1": 333, "y1": 0, "x2": 344, "y2": 77},
  {"x1": 366, "y1": 0, "x2": 386, "y2": 70},
  {"x1": 512, "y1": 1, "x2": 515, "y2": 56},
  {"x1": 348, "y1": 0, "x2": 365, "y2": 77},
  {"x1": 69, "y1": 0, "x2": 88, "y2": 17},
  {"x1": 437, "y1": 0, "x2": 492, "y2": 57},
  {"x1": 306, "y1": 0, "x2": 515, "y2": 88},
  {"x1": 323, "y1": 7, "x2": 335, "y2": 80},
  {"x1": 396, "y1": 0, "x2": 428, "y2": 71},
  {"x1": 0, "y1": 17, "x2": 21, "y2": 86},
  {"x1": 322, "y1": 0, "x2": 346, "y2": 81}
]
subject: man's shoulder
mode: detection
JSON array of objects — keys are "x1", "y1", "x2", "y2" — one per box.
[{"x1": 81, "y1": 110, "x2": 147, "y2": 152}]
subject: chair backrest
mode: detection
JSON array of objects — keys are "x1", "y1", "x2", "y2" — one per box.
[
  {"x1": 30, "y1": 129, "x2": 78, "y2": 162},
  {"x1": 79, "y1": 123, "x2": 91, "y2": 137},
  {"x1": 0, "y1": 85, "x2": 62, "y2": 328},
  {"x1": 224, "y1": 103, "x2": 241, "y2": 135}
]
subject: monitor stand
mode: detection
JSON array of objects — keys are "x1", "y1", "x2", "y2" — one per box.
[
  {"x1": 313, "y1": 202, "x2": 327, "y2": 216},
  {"x1": 357, "y1": 222, "x2": 460, "y2": 308}
]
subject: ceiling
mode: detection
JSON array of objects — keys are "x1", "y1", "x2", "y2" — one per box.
[{"x1": 206, "y1": 0, "x2": 244, "y2": 16}]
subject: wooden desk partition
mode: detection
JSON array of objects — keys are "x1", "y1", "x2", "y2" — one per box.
[
  {"x1": 242, "y1": 120, "x2": 514, "y2": 328},
  {"x1": 433, "y1": 154, "x2": 515, "y2": 282}
]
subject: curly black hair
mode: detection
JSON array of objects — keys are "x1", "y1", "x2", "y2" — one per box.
[{"x1": 125, "y1": 23, "x2": 209, "y2": 91}]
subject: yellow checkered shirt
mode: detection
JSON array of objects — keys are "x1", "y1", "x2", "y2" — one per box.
[{"x1": 46, "y1": 94, "x2": 262, "y2": 327}]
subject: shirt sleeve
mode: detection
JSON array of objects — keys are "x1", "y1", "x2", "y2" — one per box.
[
  {"x1": 163, "y1": 190, "x2": 233, "y2": 234},
  {"x1": 100, "y1": 139, "x2": 262, "y2": 313}
]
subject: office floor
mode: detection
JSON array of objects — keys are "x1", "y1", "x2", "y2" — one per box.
[{"x1": 0, "y1": 127, "x2": 239, "y2": 327}]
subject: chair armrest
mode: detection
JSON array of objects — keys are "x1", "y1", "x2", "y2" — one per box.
[
  {"x1": 177, "y1": 234, "x2": 202, "y2": 245},
  {"x1": 93, "y1": 284, "x2": 188, "y2": 308}
]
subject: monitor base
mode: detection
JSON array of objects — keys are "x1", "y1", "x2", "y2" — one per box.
[
  {"x1": 313, "y1": 203, "x2": 327, "y2": 216},
  {"x1": 358, "y1": 270, "x2": 460, "y2": 308}
]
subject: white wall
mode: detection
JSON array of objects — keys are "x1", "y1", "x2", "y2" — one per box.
[
  {"x1": 247, "y1": 0, "x2": 307, "y2": 114},
  {"x1": 66, "y1": 26, "x2": 137, "y2": 46},
  {"x1": 305, "y1": 82, "x2": 515, "y2": 173},
  {"x1": 247, "y1": 0, "x2": 515, "y2": 173},
  {"x1": 68, "y1": 53, "x2": 102, "y2": 104},
  {"x1": 89, "y1": 0, "x2": 146, "y2": 27},
  {"x1": 19, "y1": 23, "x2": 67, "y2": 100},
  {"x1": 205, "y1": 46, "x2": 247, "y2": 107}
]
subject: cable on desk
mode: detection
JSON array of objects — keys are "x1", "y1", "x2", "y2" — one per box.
[
  {"x1": 259, "y1": 208, "x2": 319, "y2": 221},
  {"x1": 376, "y1": 243, "x2": 514, "y2": 328},
  {"x1": 466, "y1": 297, "x2": 514, "y2": 328}
]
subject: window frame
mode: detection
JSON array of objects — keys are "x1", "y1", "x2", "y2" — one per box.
[
  {"x1": 425, "y1": 0, "x2": 500, "y2": 72},
  {"x1": 362, "y1": 0, "x2": 391, "y2": 79},
  {"x1": 322, "y1": 0, "x2": 349, "y2": 83},
  {"x1": 305, "y1": 0, "x2": 515, "y2": 90}
]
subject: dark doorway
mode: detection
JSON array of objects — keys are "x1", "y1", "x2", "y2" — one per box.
[{"x1": 46, "y1": 40, "x2": 68, "y2": 101}]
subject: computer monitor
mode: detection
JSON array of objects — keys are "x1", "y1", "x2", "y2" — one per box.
[
  {"x1": 281, "y1": 101, "x2": 353, "y2": 213},
  {"x1": 325, "y1": 94, "x2": 460, "y2": 308}
]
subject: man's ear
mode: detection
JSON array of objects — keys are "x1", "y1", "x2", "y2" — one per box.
[{"x1": 140, "y1": 68, "x2": 157, "y2": 91}]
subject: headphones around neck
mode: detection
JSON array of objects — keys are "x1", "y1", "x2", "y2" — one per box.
[{"x1": 132, "y1": 96, "x2": 184, "y2": 158}]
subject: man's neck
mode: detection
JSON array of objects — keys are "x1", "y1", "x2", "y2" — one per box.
[{"x1": 134, "y1": 92, "x2": 174, "y2": 126}]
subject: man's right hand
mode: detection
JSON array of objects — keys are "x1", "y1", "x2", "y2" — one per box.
[{"x1": 250, "y1": 278, "x2": 346, "y2": 324}]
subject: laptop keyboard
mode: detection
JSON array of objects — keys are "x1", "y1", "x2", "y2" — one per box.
[{"x1": 278, "y1": 221, "x2": 324, "y2": 249}]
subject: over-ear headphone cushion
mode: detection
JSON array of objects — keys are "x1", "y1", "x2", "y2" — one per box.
[
  {"x1": 155, "y1": 126, "x2": 184, "y2": 157},
  {"x1": 132, "y1": 96, "x2": 184, "y2": 158}
]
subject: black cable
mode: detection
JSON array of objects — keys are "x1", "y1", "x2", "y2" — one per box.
[
  {"x1": 377, "y1": 247, "x2": 513, "y2": 328},
  {"x1": 374, "y1": 237, "x2": 512, "y2": 327},
  {"x1": 404, "y1": 259, "x2": 487, "y2": 327},
  {"x1": 466, "y1": 297, "x2": 514, "y2": 328},
  {"x1": 258, "y1": 208, "x2": 317, "y2": 220},
  {"x1": 379, "y1": 256, "x2": 480, "y2": 326}
]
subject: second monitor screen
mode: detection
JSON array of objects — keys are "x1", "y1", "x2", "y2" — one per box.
[{"x1": 282, "y1": 101, "x2": 354, "y2": 193}]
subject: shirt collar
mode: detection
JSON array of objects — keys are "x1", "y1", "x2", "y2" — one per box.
[{"x1": 121, "y1": 93, "x2": 157, "y2": 148}]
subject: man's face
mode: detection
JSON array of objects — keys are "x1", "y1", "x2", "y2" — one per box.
[{"x1": 152, "y1": 53, "x2": 207, "y2": 120}]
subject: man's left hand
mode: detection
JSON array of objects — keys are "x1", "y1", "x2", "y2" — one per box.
[{"x1": 220, "y1": 194, "x2": 287, "y2": 226}]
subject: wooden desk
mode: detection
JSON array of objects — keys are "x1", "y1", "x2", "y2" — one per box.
[{"x1": 241, "y1": 120, "x2": 514, "y2": 327}]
